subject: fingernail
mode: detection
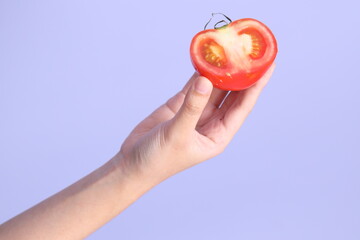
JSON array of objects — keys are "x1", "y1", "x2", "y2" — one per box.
[{"x1": 194, "y1": 77, "x2": 212, "y2": 94}]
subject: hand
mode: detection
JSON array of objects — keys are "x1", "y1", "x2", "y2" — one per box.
[
  {"x1": 0, "y1": 64, "x2": 275, "y2": 240},
  {"x1": 118, "y1": 64, "x2": 275, "y2": 184}
]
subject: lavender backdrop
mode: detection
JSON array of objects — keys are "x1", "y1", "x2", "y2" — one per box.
[{"x1": 1, "y1": 0, "x2": 359, "y2": 239}]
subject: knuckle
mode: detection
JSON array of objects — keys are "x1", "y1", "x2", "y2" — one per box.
[{"x1": 184, "y1": 99, "x2": 201, "y2": 116}]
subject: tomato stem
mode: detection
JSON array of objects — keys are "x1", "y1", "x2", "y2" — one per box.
[
  {"x1": 214, "y1": 20, "x2": 228, "y2": 29},
  {"x1": 204, "y1": 13, "x2": 232, "y2": 30}
]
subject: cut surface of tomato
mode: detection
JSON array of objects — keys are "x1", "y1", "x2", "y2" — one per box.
[{"x1": 190, "y1": 18, "x2": 277, "y2": 91}]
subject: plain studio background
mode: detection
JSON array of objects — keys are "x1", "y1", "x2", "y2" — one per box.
[{"x1": 1, "y1": 0, "x2": 359, "y2": 239}]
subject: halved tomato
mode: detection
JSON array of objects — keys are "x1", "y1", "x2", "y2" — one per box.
[{"x1": 190, "y1": 18, "x2": 277, "y2": 91}]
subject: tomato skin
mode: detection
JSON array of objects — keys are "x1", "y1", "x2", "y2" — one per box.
[{"x1": 190, "y1": 18, "x2": 277, "y2": 91}]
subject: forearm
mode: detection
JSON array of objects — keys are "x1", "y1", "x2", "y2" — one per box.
[{"x1": 0, "y1": 154, "x2": 154, "y2": 240}]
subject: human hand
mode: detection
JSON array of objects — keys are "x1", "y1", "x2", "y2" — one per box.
[
  {"x1": 117, "y1": 64, "x2": 275, "y2": 184},
  {"x1": 0, "y1": 64, "x2": 274, "y2": 240}
]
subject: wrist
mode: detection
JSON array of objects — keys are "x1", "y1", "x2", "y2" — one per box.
[{"x1": 109, "y1": 153, "x2": 161, "y2": 197}]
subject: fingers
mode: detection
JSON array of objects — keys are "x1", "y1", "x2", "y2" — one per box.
[
  {"x1": 223, "y1": 63, "x2": 276, "y2": 135},
  {"x1": 170, "y1": 76, "x2": 213, "y2": 135},
  {"x1": 208, "y1": 88, "x2": 230, "y2": 109},
  {"x1": 181, "y1": 72, "x2": 199, "y2": 95},
  {"x1": 162, "y1": 72, "x2": 200, "y2": 117},
  {"x1": 167, "y1": 72, "x2": 226, "y2": 113}
]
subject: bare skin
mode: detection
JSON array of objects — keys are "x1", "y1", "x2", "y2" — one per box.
[{"x1": 0, "y1": 64, "x2": 275, "y2": 239}]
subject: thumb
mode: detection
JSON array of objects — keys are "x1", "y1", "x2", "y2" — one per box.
[{"x1": 171, "y1": 76, "x2": 213, "y2": 134}]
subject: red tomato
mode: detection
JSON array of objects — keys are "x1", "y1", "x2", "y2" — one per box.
[{"x1": 190, "y1": 18, "x2": 277, "y2": 91}]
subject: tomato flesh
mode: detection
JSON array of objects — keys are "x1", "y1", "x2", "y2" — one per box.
[
  {"x1": 201, "y1": 40, "x2": 228, "y2": 68},
  {"x1": 190, "y1": 18, "x2": 277, "y2": 91},
  {"x1": 239, "y1": 28, "x2": 267, "y2": 59}
]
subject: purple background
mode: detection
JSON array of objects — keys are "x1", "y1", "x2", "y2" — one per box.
[{"x1": 1, "y1": 0, "x2": 359, "y2": 239}]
